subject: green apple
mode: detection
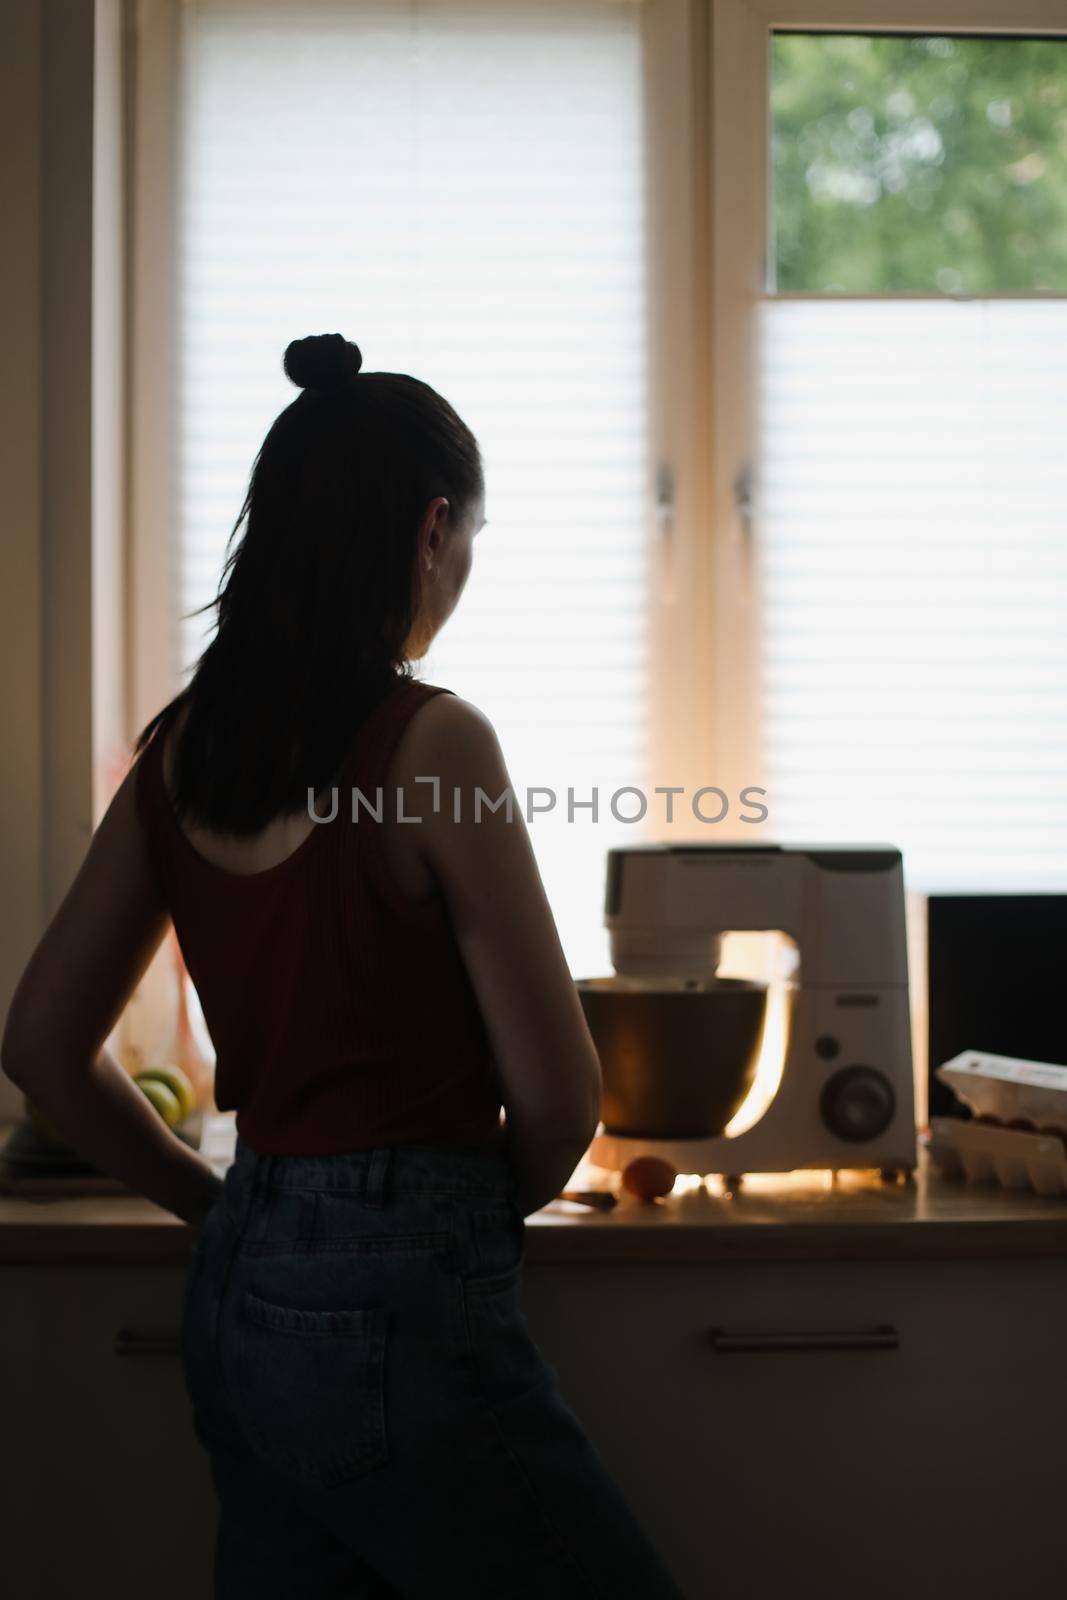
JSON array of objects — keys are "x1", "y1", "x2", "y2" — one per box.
[
  {"x1": 135, "y1": 1064, "x2": 196, "y2": 1123},
  {"x1": 134, "y1": 1075, "x2": 183, "y2": 1128}
]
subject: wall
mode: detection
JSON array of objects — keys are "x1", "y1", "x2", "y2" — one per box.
[
  {"x1": 0, "y1": 0, "x2": 45, "y2": 1122},
  {"x1": 0, "y1": 0, "x2": 126, "y2": 1120}
]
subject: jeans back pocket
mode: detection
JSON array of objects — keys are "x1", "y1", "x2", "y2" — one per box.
[
  {"x1": 462, "y1": 1258, "x2": 549, "y2": 1408},
  {"x1": 230, "y1": 1289, "x2": 389, "y2": 1489}
]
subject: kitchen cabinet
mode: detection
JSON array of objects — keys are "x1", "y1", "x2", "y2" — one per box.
[
  {"x1": 526, "y1": 1256, "x2": 1067, "y2": 1600},
  {"x1": 2, "y1": 1165, "x2": 1065, "y2": 1600},
  {"x1": 0, "y1": 1267, "x2": 213, "y2": 1599}
]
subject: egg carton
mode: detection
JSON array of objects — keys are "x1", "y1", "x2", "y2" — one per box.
[
  {"x1": 936, "y1": 1050, "x2": 1067, "y2": 1134},
  {"x1": 927, "y1": 1117, "x2": 1067, "y2": 1198}
]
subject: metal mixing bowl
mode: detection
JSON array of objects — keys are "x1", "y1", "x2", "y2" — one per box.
[{"x1": 577, "y1": 976, "x2": 767, "y2": 1139}]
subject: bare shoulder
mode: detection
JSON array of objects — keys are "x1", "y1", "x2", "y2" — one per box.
[
  {"x1": 378, "y1": 693, "x2": 512, "y2": 897},
  {"x1": 392, "y1": 691, "x2": 507, "y2": 785}
]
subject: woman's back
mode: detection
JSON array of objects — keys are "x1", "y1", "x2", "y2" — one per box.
[{"x1": 136, "y1": 677, "x2": 502, "y2": 1155}]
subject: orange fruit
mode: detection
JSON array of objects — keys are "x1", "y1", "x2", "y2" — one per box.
[{"x1": 622, "y1": 1156, "x2": 677, "y2": 1202}]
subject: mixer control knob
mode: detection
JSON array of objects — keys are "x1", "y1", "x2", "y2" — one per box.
[{"x1": 820, "y1": 1066, "x2": 896, "y2": 1143}]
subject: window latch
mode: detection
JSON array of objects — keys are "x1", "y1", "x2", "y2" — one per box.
[
  {"x1": 733, "y1": 460, "x2": 755, "y2": 543},
  {"x1": 655, "y1": 461, "x2": 675, "y2": 540},
  {"x1": 655, "y1": 462, "x2": 676, "y2": 603}
]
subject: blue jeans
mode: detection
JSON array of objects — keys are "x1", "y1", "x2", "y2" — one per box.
[{"x1": 183, "y1": 1137, "x2": 684, "y2": 1598}]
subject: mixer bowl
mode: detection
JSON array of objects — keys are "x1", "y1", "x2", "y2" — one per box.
[{"x1": 577, "y1": 977, "x2": 767, "y2": 1139}]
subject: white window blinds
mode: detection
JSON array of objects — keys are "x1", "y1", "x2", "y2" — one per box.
[
  {"x1": 759, "y1": 298, "x2": 1067, "y2": 892},
  {"x1": 175, "y1": 0, "x2": 649, "y2": 975}
]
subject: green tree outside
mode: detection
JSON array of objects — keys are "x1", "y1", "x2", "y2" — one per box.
[{"x1": 772, "y1": 33, "x2": 1067, "y2": 293}]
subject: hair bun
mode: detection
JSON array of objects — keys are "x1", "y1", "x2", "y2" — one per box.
[{"x1": 283, "y1": 333, "x2": 363, "y2": 393}]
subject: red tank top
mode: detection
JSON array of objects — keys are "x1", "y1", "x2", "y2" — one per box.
[{"x1": 134, "y1": 679, "x2": 503, "y2": 1155}]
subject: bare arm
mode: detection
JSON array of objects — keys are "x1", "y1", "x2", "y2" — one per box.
[
  {"x1": 390, "y1": 695, "x2": 602, "y2": 1215},
  {"x1": 1, "y1": 763, "x2": 223, "y2": 1226}
]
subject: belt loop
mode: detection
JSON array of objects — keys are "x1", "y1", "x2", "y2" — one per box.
[{"x1": 365, "y1": 1148, "x2": 391, "y2": 1209}]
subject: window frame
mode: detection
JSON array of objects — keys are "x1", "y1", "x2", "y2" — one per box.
[
  {"x1": 709, "y1": 0, "x2": 1067, "y2": 1116},
  {"x1": 707, "y1": 0, "x2": 1067, "y2": 803},
  {"x1": 126, "y1": 0, "x2": 708, "y2": 777},
  {"x1": 128, "y1": 0, "x2": 182, "y2": 744},
  {"x1": 126, "y1": 0, "x2": 1067, "y2": 885},
  {"x1": 122, "y1": 0, "x2": 708, "y2": 1049}
]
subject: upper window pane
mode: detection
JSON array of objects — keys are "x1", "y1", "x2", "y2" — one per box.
[{"x1": 772, "y1": 33, "x2": 1067, "y2": 293}]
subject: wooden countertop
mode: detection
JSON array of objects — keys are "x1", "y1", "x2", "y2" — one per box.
[{"x1": 3, "y1": 1147, "x2": 1067, "y2": 1266}]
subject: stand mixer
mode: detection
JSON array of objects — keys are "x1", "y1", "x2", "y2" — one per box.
[{"x1": 579, "y1": 844, "x2": 916, "y2": 1179}]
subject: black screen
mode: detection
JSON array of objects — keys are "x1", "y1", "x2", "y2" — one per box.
[{"x1": 927, "y1": 895, "x2": 1067, "y2": 1120}]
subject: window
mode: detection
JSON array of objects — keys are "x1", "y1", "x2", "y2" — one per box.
[
  {"x1": 132, "y1": 0, "x2": 1067, "y2": 968},
  {"x1": 167, "y1": 0, "x2": 651, "y2": 976},
  {"x1": 710, "y1": 10, "x2": 1067, "y2": 895}
]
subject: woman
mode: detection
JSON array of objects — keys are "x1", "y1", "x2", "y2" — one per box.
[{"x1": 3, "y1": 336, "x2": 683, "y2": 1599}]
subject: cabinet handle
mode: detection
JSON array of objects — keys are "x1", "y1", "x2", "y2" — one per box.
[
  {"x1": 709, "y1": 1325, "x2": 899, "y2": 1354},
  {"x1": 113, "y1": 1330, "x2": 181, "y2": 1358}
]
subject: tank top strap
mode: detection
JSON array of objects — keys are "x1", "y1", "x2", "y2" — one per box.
[
  {"x1": 133, "y1": 717, "x2": 172, "y2": 881},
  {"x1": 338, "y1": 678, "x2": 454, "y2": 800},
  {"x1": 327, "y1": 679, "x2": 452, "y2": 915},
  {"x1": 134, "y1": 726, "x2": 156, "y2": 829}
]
